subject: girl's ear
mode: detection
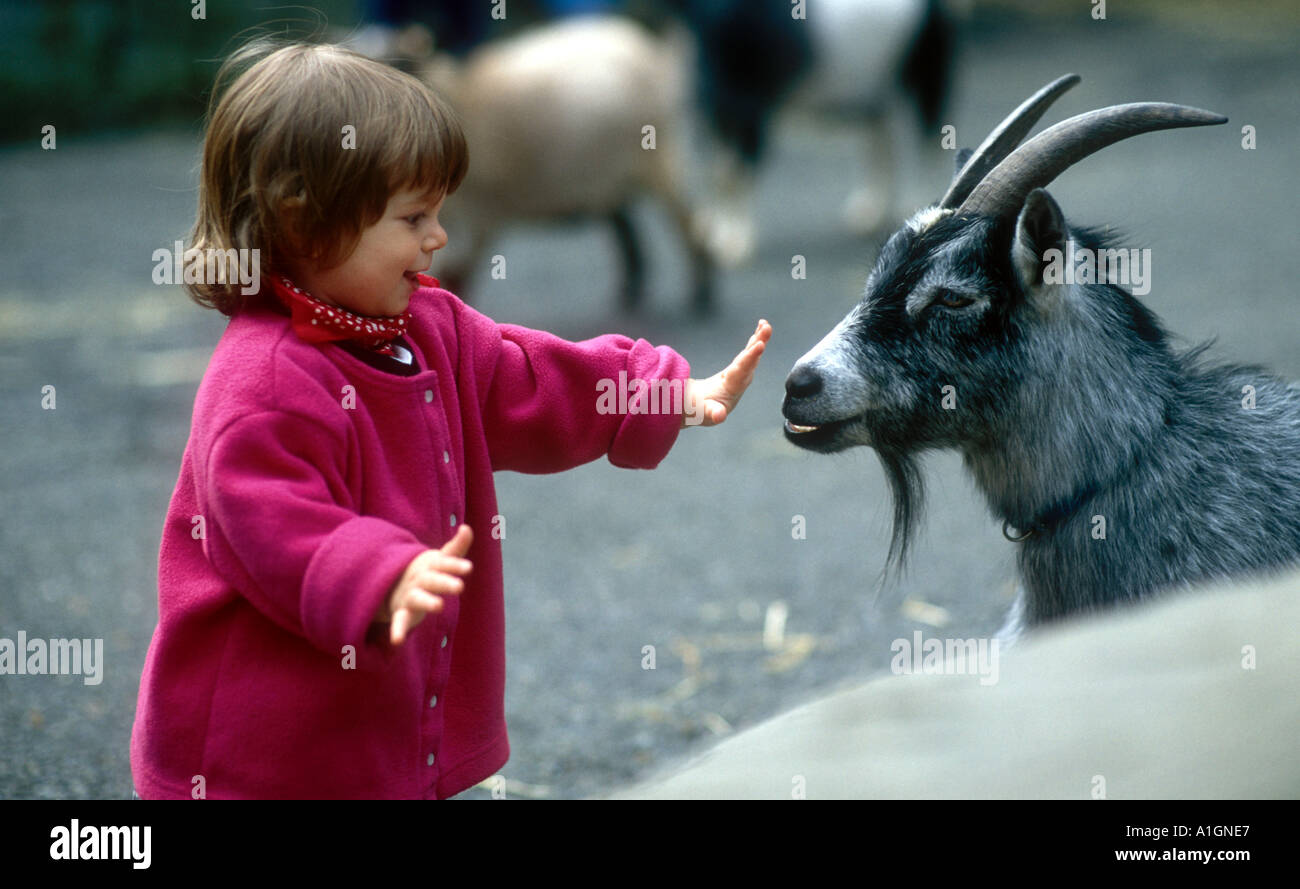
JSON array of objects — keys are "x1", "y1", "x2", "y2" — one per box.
[{"x1": 277, "y1": 192, "x2": 312, "y2": 262}]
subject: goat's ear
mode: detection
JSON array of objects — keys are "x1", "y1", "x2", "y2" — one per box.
[{"x1": 1012, "y1": 188, "x2": 1068, "y2": 292}]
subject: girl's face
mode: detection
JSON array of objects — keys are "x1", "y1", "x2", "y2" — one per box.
[{"x1": 291, "y1": 188, "x2": 448, "y2": 317}]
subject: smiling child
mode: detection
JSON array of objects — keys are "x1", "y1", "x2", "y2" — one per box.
[{"x1": 129, "y1": 40, "x2": 771, "y2": 799}]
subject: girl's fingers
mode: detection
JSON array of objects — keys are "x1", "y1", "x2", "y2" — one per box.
[
  {"x1": 717, "y1": 322, "x2": 769, "y2": 391},
  {"x1": 725, "y1": 352, "x2": 760, "y2": 393},
  {"x1": 417, "y1": 571, "x2": 464, "y2": 596},
  {"x1": 737, "y1": 334, "x2": 766, "y2": 367},
  {"x1": 432, "y1": 553, "x2": 474, "y2": 576},
  {"x1": 406, "y1": 588, "x2": 446, "y2": 613},
  {"x1": 391, "y1": 608, "x2": 411, "y2": 645},
  {"x1": 390, "y1": 589, "x2": 447, "y2": 645},
  {"x1": 685, "y1": 321, "x2": 770, "y2": 428},
  {"x1": 440, "y1": 524, "x2": 474, "y2": 557}
]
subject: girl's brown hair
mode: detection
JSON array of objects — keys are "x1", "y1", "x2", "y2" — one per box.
[{"x1": 187, "y1": 39, "x2": 468, "y2": 314}]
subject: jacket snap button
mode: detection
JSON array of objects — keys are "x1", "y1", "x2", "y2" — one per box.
[{"x1": 424, "y1": 390, "x2": 434, "y2": 402}]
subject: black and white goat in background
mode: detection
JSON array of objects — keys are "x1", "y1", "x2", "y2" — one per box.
[
  {"x1": 782, "y1": 74, "x2": 1300, "y2": 632},
  {"x1": 675, "y1": 0, "x2": 959, "y2": 265}
]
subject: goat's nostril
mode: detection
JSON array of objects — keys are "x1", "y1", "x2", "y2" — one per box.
[{"x1": 785, "y1": 365, "x2": 823, "y2": 400}]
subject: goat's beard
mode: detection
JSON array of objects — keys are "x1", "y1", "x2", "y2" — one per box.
[{"x1": 874, "y1": 443, "x2": 925, "y2": 581}]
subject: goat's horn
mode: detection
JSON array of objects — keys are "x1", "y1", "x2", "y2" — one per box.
[
  {"x1": 939, "y1": 73, "x2": 1081, "y2": 210},
  {"x1": 957, "y1": 103, "x2": 1228, "y2": 219}
]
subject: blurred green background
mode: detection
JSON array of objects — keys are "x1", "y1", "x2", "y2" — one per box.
[
  {"x1": 4, "y1": 0, "x2": 1296, "y2": 145},
  {"x1": 0, "y1": 0, "x2": 355, "y2": 142}
]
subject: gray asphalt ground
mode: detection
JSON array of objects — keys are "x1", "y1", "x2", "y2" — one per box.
[{"x1": 1, "y1": 6, "x2": 1296, "y2": 799}]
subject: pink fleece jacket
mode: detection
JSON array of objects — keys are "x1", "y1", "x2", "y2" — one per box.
[{"x1": 130, "y1": 283, "x2": 689, "y2": 799}]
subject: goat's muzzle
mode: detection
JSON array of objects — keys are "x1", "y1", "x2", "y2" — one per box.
[{"x1": 782, "y1": 365, "x2": 866, "y2": 451}]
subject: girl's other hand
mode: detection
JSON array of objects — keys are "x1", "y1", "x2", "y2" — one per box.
[
  {"x1": 683, "y1": 319, "x2": 772, "y2": 427},
  {"x1": 376, "y1": 525, "x2": 474, "y2": 646}
]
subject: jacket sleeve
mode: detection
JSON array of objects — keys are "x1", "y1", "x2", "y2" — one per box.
[
  {"x1": 456, "y1": 300, "x2": 692, "y2": 473},
  {"x1": 197, "y1": 409, "x2": 430, "y2": 671}
]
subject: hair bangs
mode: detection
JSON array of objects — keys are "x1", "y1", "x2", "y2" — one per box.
[{"x1": 381, "y1": 81, "x2": 469, "y2": 201}]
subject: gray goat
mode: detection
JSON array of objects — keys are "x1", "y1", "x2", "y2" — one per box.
[{"x1": 782, "y1": 74, "x2": 1300, "y2": 630}]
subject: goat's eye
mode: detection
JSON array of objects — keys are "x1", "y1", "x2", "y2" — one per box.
[{"x1": 934, "y1": 290, "x2": 975, "y2": 310}]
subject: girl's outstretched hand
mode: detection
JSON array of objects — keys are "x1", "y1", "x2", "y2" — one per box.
[
  {"x1": 377, "y1": 524, "x2": 474, "y2": 646},
  {"x1": 683, "y1": 319, "x2": 771, "y2": 427}
]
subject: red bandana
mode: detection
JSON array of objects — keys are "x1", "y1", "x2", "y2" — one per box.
[{"x1": 269, "y1": 274, "x2": 438, "y2": 357}]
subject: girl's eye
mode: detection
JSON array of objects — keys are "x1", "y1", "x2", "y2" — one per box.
[
  {"x1": 405, "y1": 213, "x2": 425, "y2": 226},
  {"x1": 934, "y1": 290, "x2": 975, "y2": 310}
]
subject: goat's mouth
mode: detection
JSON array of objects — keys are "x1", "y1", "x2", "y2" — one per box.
[{"x1": 782, "y1": 415, "x2": 865, "y2": 452}]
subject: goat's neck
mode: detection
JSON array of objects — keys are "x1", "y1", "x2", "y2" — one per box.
[{"x1": 962, "y1": 289, "x2": 1177, "y2": 528}]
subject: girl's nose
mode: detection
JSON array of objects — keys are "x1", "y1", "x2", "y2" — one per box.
[{"x1": 424, "y1": 222, "x2": 448, "y2": 253}]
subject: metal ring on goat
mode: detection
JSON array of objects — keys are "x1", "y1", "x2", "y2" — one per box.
[{"x1": 1003, "y1": 520, "x2": 1035, "y2": 543}]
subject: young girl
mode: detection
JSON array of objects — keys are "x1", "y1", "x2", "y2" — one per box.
[{"x1": 130, "y1": 40, "x2": 771, "y2": 799}]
